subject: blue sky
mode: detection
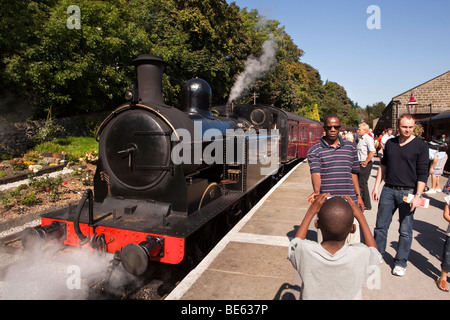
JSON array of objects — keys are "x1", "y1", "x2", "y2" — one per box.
[{"x1": 230, "y1": 0, "x2": 450, "y2": 108}]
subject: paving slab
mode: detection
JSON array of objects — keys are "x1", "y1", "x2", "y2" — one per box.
[{"x1": 166, "y1": 159, "x2": 450, "y2": 300}]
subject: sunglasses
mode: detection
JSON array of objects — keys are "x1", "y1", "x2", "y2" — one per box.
[{"x1": 324, "y1": 125, "x2": 341, "y2": 130}]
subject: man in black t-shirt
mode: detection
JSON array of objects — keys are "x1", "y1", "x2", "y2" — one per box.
[{"x1": 371, "y1": 114, "x2": 429, "y2": 277}]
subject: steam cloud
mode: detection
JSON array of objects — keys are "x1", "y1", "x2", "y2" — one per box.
[
  {"x1": 227, "y1": 33, "x2": 278, "y2": 104},
  {"x1": 0, "y1": 243, "x2": 135, "y2": 300}
]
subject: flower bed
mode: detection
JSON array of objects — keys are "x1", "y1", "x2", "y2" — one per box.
[{"x1": 0, "y1": 160, "x2": 96, "y2": 223}]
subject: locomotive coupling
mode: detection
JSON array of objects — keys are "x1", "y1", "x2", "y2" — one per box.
[
  {"x1": 21, "y1": 221, "x2": 66, "y2": 250},
  {"x1": 120, "y1": 236, "x2": 164, "y2": 276}
]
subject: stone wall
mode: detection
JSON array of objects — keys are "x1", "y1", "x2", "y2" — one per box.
[
  {"x1": 392, "y1": 70, "x2": 450, "y2": 117},
  {"x1": 0, "y1": 112, "x2": 108, "y2": 154},
  {"x1": 375, "y1": 70, "x2": 450, "y2": 135},
  {"x1": 0, "y1": 122, "x2": 32, "y2": 154}
]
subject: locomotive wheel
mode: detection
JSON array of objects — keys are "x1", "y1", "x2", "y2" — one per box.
[
  {"x1": 188, "y1": 219, "x2": 219, "y2": 263},
  {"x1": 197, "y1": 219, "x2": 218, "y2": 254},
  {"x1": 245, "y1": 190, "x2": 258, "y2": 211},
  {"x1": 226, "y1": 202, "x2": 243, "y2": 229},
  {"x1": 198, "y1": 183, "x2": 223, "y2": 210}
]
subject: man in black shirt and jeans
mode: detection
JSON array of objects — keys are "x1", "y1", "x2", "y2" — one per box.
[{"x1": 371, "y1": 113, "x2": 429, "y2": 276}]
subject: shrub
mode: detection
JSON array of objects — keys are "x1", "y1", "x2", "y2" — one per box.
[
  {"x1": 35, "y1": 117, "x2": 66, "y2": 143},
  {"x1": 83, "y1": 151, "x2": 98, "y2": 164},
  {"x1": 10, "y1": 158, "x2": 27, "y2": 170},
  {"x1": 24, "y1": 150, "x2": 41, "y2": 162},
  {"x1": 20, "y1": 191, "x2": 37, "y2": 205},
  {"x1": 28, "y1": 173, "x2": 63, "y2": 193},
  {"x1": 0, "y1": 191, "x2": 12, "y2": 209}
]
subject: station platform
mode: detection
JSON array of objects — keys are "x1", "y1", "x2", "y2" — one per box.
[{"x1": 166, "y1": 159, "x2": 450, "y2": 300}]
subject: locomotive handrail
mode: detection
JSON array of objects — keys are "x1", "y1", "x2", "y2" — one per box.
[
  {"x1": 74, "y1": 189, "x2": 94, "y2": 244},
  {"x1": 95, "y1": 103, "x2": 180, "y2": 141},
  {"x1": 95, "y1": 104, "x2": 129, "y2": 141}
]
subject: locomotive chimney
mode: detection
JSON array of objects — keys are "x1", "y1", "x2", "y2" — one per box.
[{"x1": 132, "y1": 54, "x2": 167, "y2": 105}]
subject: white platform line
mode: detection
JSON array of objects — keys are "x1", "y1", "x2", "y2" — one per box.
[
  {"x1": 229, "y1": 232, "x2": 292, "y2": 247},
  {"x1": 165, "y1": 160, "x2": 305, "y2": 300}
]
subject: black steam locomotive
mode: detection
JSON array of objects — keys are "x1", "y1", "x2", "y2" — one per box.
[{"x1": 22, "y1": 54, "x2": 322, "y2": 276}]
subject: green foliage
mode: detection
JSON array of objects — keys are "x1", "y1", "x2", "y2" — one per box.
[
  {"x1": 85, "y1": 115, "x2": 101, "y2": 138},
  {"x1": 3, "y1": 0, "x2": 150, "y2": 118},
  {"x1": 23, "y1": 151, "x2": 41, "y2": 163},
  {"x1": 28, "y1": 173, "x2": 62, "y2": 192},
  {"x1": 366, "y1": 101, "x2": 386, "y2": 125},
  {"x1": 28, "y1": 173, "x2": 63, "y2": 202},
  {"x1": 34, "y1": 136, "x2": 98, "y2": 162},
  {"x1": 1, "y1": 186, "x2": 37, "y2": 208},
  {"x1": 302, "y1": 104, "x2": 321, "y2": 122},
  {"x1": 1, "y1": 0, "x2": 359, "y2": 126},
  {"x1": 10, "y1": 158, "x2": 28, "y2": 171},
  {"x1": 20, "y1": 191, "x2": 37, "y2": 205},
  {"x1": 34, "y1": 114, "x2": 66, "y2": 143},
  {"x1": 413, "y1": 123, "x2": 424, "y2": 138},
  {"x1": 72, "y1": 167, "x2": 94, "y2": 186},
  {"x1": 0, "y1": 191, "x2": 12, "y2": 208}
]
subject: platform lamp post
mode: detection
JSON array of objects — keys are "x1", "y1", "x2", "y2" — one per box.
[
  {"x1": 428, "y1": 103, "x2": 432, "y2": 140},
  {"x1": 406, "y1": 93, "x2": 419, "y2": 138},
  {"x1": 406, "y1": 92, "x2": 418, "y2": 115},
  {"x1": 392, "y1": 100, "x2": 400, "y2": 132}
]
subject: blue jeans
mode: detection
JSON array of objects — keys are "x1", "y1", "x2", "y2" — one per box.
[
  {"x1": 442, "y1": 235, "x2": 450, "y2": 272},
  {"x1": 374, "y1": 185, "x2": 415, "y2": 268}
]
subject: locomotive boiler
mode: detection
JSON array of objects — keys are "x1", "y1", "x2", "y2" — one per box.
[{"x1": 22, "y1": 54, "x2": 298, "y2": 277}]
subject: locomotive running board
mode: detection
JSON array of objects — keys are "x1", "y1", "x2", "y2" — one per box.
[{"x1": 39, "y1": 191, "x2": 244, "y2": 240}]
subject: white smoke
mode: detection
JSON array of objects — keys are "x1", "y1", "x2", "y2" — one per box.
[
  {"x1": 0, "y1": 242, "x2": 135, "y2": 300},
  {"x1": 227, "y1": 33, "x2": 278, "y2": 104}
]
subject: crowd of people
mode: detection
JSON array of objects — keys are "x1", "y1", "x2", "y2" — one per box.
[{"x1": 289, "y1": 113, "x2": 450, "y2": 299}]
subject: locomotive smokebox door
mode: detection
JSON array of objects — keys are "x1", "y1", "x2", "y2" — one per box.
[{"x1": 100, "y1": 109, "x2": 172, "y2": 190}]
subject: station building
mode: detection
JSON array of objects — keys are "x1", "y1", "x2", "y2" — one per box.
[{"x1": 374, "y1": 70, "x2": 450, "y2": 141}]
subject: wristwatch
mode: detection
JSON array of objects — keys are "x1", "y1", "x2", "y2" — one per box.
[
  {"x1": 415, "y1": 193, "x2": 423, "y2": 198},
  {"x1": 356, "y1": 193, "x2": 362, "y2": 197}
]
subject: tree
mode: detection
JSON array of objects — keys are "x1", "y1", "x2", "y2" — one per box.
[
  {"x1": 320, "y1": 81, "x2": 357, "y2": 126},
  {"x1": 3, "y1": 0, "x2": 151, "y2": 118},
  {"x1": 228, "y1": 6, "x2": 307, "y2": 111},
  {"x1": 1, "y1": 0, "x2": 356, "y2": 125},
  {"x1": 303, "y1": 104, "x2": 320, "y2": 122},
  {"x1": 165, "y1": 0, "x2": 251, "y2": 106},
  {"x1": 0, "y1": 0, "x2": 58, "y2": 89},
  {"x1": 366, "y1": 101, "x2": 386, "y2": 125}
]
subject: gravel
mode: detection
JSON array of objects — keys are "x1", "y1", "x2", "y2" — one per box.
[{"x1": 0, "y1": 167, "x2": 74, "y2": 191}]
